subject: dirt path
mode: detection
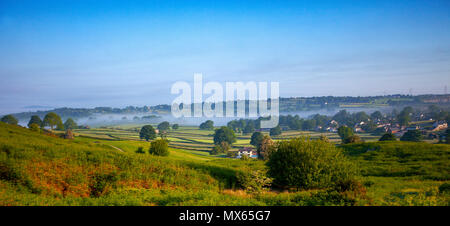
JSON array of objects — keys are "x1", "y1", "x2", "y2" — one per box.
[{"x1": 108, "y1": 145, "x2": 125, "y2": 153}]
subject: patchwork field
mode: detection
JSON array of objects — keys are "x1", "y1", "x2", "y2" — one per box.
[{"x1": 74, "y1": 124, "x2": 380, "y2": 155}]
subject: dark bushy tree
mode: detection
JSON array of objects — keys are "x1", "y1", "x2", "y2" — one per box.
[
  {"x1": 1, "y1": 115, "x2": 18, "y2": 125},
  {"x1": 149, "y1": 139, "x2": 169, "y2": 156},
  {"x1": 213, "y1": 126, "x2": 236, "y2": 145},
  {"x1": 400, "y1": 130, "x2": 423, "y2": 142},
  {"x1": 250, "y1": 132, "x2": 264, "y2": 148},
  {"x1": 139, "y1": 125, "x2": 157, "y2": 141},
  {"x1": 267, "y1": 138, "x2": 358, "y2": 190},
  {"x1": 64, "y1": 118, "x2": 78, "y2": 130},
  {"x1": 43, "y1": 112, "x2": 63, "y2": 130},
  {"x1": 243, "y1": 122, "x2": 255, "y2": 134},
  {"x1": 157, "y1": 121, "x2": 170, "y2": 132},
  {"x1": 269, "y1": 125, "x2": 282, "y2": 136},
  {"x1": 172, "y1": 124, "x2": 179, "y2": 130},
  {"x1": 199, "y1": 120, "x2": 214, "y2": 130},
  {"x1": 445, "y1": 129, "x2": 450, "y2": 144},
  {"x1": 379, "y1": 133, "x2": 397, "y2": 141},
  {"x1": 28, "y1": 115, "x2": 42, "y2": 128},
  {"x1": 136, "y1": 147, "x2": 145, "y2": 154}
]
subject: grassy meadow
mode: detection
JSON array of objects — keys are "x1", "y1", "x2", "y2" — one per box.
[{"x1": 0, "y1": 122, "x2": 449, "y2": 206}]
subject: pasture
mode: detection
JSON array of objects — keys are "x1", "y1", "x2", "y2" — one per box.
[{"x1": 0, "y1": 122, "x2": 448, "y2": 206}]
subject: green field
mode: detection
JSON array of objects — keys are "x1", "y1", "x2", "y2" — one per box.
[{"x1": 0, "y1": 122, "x2": 449, "y2": 206}]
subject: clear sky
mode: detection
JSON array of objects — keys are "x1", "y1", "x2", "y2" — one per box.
[{"x1": 0, "y1": 0, "x2": 449, "y2": 114}]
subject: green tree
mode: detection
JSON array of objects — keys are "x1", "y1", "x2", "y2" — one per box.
[
  {"x1": 28, "y1": 115, "x2": 42, "y2": 128},
  {"x1": 172, "y1": 124, "x2": 179, "y2": 130},
  {"x1": 64, "y1": 118, "x2": 78, "y2": 130},
  {"x1": 139, "y1": 125, "x2": 157, "y2": 141},
  {"x1": 400, "y1": 130, "x2": 423, "y2": 142},
  {"x1": 157, "y1": 121, "x2": 170, "y2": 132},
  {"x1": 398, "y1": 106, "x2": 413, "y2": 127},
  {"x1": 43, "y1": 112, "x2": 63, "y2": 130},
  {"x1": 338, "y1": 126, "x2": 354, "y2": 142},
  {"x1": 243, "y1": 122, "x2": 255, "y2": 134},
  {"x1": 379, "y1": 133, "x2": 397, "y2": 141},
  {"x1": 149, "y1": 139, "x2": 169, "y2": 156},
  {"x1": 259, "y1": 135, "x2": 275, "y2": 160},
  {"x1": 269, "y1": 125, "x2": 282, "y2": 136},
  {"x1": 1, "y1": 115, "x2": 18, "y2": 125},
  {"x1": 199, "y1": 120, "x2": 214, "y2": 130},
  {"x1": 211, "y1": 141, "x2": 230, "y2": 155},
  {"x1": 250, "y1": 132, "x2": 264, "y2": 148},
  {"x1": 353, "y1": 111, "x2": 370, "y2": 123},
  {"x1": 267, "y1": 138, "x2": 358, "y2": 190},
  {"x1": 213, "y1": 126, "x2": 236, "y2": 145},
  {"x1": 370, "y1": 111, "x2": 383, "y2": 121}
]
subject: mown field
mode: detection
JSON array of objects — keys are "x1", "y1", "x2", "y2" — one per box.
[{"x1": 0, "y1": 122, "x2": 449, "y2": 206}]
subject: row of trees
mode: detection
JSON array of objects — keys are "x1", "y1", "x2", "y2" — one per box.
[{"x1": 1, "y1": 113, "x2": 78, "y2": 131}]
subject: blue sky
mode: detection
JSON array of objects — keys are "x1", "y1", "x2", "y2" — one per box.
[{"x1": 0, "y1": 0, "x2": 449, "y2": 114}]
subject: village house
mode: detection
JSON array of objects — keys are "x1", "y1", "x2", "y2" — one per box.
[
  {"x1": 236, "y1": 147, "x2": 258, "y2": 159},
  {"x1": 431, "y1": 121, "x2": 448, "y2": 132}
]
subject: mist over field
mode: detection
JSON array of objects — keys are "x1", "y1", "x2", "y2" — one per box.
[{"x1": 20, "y1": 105, "x2": 395, "y2": 128}]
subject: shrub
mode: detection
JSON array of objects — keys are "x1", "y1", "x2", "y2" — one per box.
[
  {"x1": 343, "y1": 135, "x2": 363, "y2": 144},
  {"x1": 29, "y1": 123, "x2": 40, "y2": 132},
  {"x1": 267, "y1": 138, "x2": 358, "y2": 190},
  {"x1": 338, "y1": 126, "x2": 354, "y2": 142},
  {"x1": 400, "y1": 130, "x2": 423, "y2": 142},
  {"x1": 149, "y1": 139, "x2": 169, "y2": 156},
  {"x1": 237, "y1": 169, "x2": 272, "y2": 193},
  {"x1": 136, "y1": 147, "x2": 145, "y2": 154},
  {"x1": 1, "y1": 115, "x2": 18, "y2": 125},
  {"x1": 269, "y1": 126, "x2": 282, "y2": 136},
  {"x1": 89, "y1": 172, "x2": 119, "y2": 197},
  {"x1": 379, "y1": 133, "x2": 397, "y2": 141},
  {"x1": 211, "y1": 141, "x2": 230, "y2": 155},
  {"x1": 439, "y1": 183, "x2": 450, "y2": 194},
  {"x1": 240, "y1": 154, "x2": 249, "y2": 161}
]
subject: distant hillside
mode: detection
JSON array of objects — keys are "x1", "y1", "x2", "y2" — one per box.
[{"x1": 8, "y1": 94, "x2": 450, "y2": 121}]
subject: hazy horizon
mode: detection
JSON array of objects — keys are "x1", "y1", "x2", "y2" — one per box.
[{"x1": 1, "y1": 0, "x2": 450, "y2": 114}]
